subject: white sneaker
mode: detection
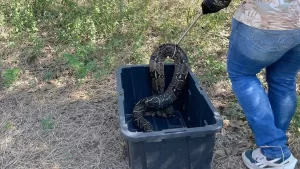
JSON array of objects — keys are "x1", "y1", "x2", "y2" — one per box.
[{"x1": 242, "y1": 148, "x2": 298, "y2": 169}]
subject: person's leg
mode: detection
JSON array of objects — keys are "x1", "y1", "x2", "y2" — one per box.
[
  {"x1": 266, "y1": 45, "x2": 300, "y2": 134},
  {"x1": 226, "y1": 18, "x2": 299, "y2": 168}
]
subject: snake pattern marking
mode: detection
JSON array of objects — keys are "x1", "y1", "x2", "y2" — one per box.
[{"x1": 132, "y1": 43, "x2": 189, "y2": 132}]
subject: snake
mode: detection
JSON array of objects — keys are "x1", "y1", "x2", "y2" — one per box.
[{"x1": 132, "y1": 43, "x2": 189, "y2": 132}]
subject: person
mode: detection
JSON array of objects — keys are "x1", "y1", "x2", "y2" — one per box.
[{"x1": 201, "y1": 0, "x2": 300, "y2": 168}]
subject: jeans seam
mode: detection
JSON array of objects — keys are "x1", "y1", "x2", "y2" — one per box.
[
  {"x1": 296, "y1": 30, "x2": 300, "y2": 43},
  {"x1": 250, "y1": 29, "x2": 299, "y2": 52},
  {"x1": 227, "y1": 18, "x2": 241, "y2": 67}
]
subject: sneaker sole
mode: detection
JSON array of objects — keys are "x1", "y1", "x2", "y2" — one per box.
[{"x1": 242, "y1": 152, "x2": 298, "y2": 169}]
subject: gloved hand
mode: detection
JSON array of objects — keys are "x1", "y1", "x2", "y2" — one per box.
[{"x1": 201, "y1": 0, "x2": 231, "y2": 14}]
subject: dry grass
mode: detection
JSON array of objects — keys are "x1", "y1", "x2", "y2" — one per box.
[
  {"x1": 0, "y1": 75, "x2": 128, "y2": 169},
  {"x1": 1, "y1": 70, "x2": 299, "y2": 169}
]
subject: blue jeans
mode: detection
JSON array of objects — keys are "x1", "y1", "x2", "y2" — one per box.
[{"x1": 227, "y1": 18, "x2": 300, "y2": 159}]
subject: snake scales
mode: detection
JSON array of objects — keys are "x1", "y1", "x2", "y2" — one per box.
[{"x1": 132, "y1": 43, "x2": 189, "y2": 132}]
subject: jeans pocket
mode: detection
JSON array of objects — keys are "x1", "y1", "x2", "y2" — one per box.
[{"x1": 250, "y1": 29, "x2": 297, "y2": 51}]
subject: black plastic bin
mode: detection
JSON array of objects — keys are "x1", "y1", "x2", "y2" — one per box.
[{"x1": 116, "y1": 64, "x2": 223, "y2": 169}]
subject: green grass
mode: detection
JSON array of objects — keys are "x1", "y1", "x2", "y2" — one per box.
[
  {"x1": 291, "y1": 96, "x2": 300, "y2": 135},
  {"x1": 0, "y1": 0, "x2": 240, "y2": 85}
]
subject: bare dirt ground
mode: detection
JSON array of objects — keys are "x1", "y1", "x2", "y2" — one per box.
[{"x1": 1, "y1": 69, "x2": 299, "y2": 169}]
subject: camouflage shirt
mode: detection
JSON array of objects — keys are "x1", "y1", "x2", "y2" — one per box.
[{"x1": 233, "y1": 0, "x2": 300, "y2": 30}]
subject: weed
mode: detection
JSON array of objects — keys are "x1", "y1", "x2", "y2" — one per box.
[
  {"x1": 4, "y1": 122, "x2": 13, "y2": 130},
  {"x1": 43, "y1": 70, "x2": 55, "y2": 81},
  {"x1": 64, "y1": 44, "x2": 98, "y2": 79},
  {"x1": 41, "y1": 116, "x2": 54, "y2": 130},
  {"x1": 25, "y1": 36, "x2": 45, "y2": 63},
  {"x1": 1, "y1": 68, "x2": 19, "y2": 87}
]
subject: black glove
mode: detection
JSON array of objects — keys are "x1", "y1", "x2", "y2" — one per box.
[{"x1": 201, "y1": 0, "x2": 231, "y2": 14}]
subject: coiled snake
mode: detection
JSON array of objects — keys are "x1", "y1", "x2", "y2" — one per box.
[{"x1": 132, "y1": 43, "x2": 189, "y2": 132}]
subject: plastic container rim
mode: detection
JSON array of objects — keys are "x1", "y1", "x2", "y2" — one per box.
[{"x1": 116, "y1": 64, "x2": 223, "y2": 142}]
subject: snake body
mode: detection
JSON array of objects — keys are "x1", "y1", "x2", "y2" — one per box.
[{"x1": 132, "y1": 43, "x2": 189, "y2": 132}]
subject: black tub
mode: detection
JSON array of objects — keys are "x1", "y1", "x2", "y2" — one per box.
[{"x1": 116, "y1": 64, "x2": 223, "y2": 169}]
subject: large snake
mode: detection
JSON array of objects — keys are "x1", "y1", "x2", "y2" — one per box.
[{"x1": 132, "y1": 43, "x2": 189, "y2": 132}]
